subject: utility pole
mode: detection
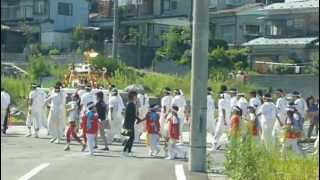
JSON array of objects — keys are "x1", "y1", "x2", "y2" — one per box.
[
  {"x1": 189, "y1": 0, "x2": 209, "y2": 173},
  {"x1": 112, "y1": 0, "x2": 119, "y2": 60}
]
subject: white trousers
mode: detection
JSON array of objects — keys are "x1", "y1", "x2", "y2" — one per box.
[
  {"x1": 207, "y1": 110, "x2": 215, "y2": 135},
  {"x1": 168, "y1": 139, "x2": 182, "y2": 159},
  {"x1": 107, "y1": 115, "x2": 123, "y2": 143},
  {"x1": 26, "y1": 110, "x2": 46, "y2": 130},
  {"x1": 213, "y1": 118, "x2": 228, "y2": 146},
  {"x1": 1, "y1": 109, "x2": 6, "y2": 130},
  {"x1": 149, "y1": 134, "x2": 160, "y2": 153},
  {"x1": 281, "y1": 139, "x2": 302, "y2": 155},
  {"x1": 86, "y1": 133, "x2": 96, "y2": 155},
  {"x1": 260, "y1": 119, "x2": 275, "y2": 149}
]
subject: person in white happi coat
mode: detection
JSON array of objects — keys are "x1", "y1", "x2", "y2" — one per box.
[
  {"x1": 1, "y1": 88, "x2": 11, "y2": 135},
  {"x1": 229, "y1": 88, "x2": 238, "y2": 109},
  {"x1": 135, "y1": 92, "x2": 150, "y2": 142},
  {"x1": 171, "y1": 89, "x2": 187, "y2": 140},
  {"x1": 46, "y1": 86, "x2": 66, "y2": 144},
  {"x1": 249, "y1": 90, "x2": 262, "y2": 111},
  {"x1": 292, "y1": 91, "x2": 308, "y2": 129},
  {"x1": 160, "y1": 87, "x2": 173, "y2": 155},
  {"x1": 107, "y1": 88, "x2": 124, "y2": 144},
  {"x1": 213, "y1": 92, "x2": 232, "y2": 150},
  {"x1": 237, "y1": 93, "x2": 249, "y2": 119},
  {"x1": 257, "y1": 94, "x2": 281, "y2": 149},
  {"x1": 272, "y1": 89, "x2": 288, "y2": 142},
  {"x1": 207, "y1": 87, "x2": 216, "y2": 139},
  {"x1": 26, "y1": 84, "x2": 47, "y2": 138},
  {"x1": 80, "y1": 85, "x2": 97, "y2": 116}
]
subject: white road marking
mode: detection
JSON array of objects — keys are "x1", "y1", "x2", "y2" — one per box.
[
  {"x1": 175, "y1": 164, "x2": 187, "y2": 180},
  {"x1": 18, "y1": 163, "x2": 50, "y2": 180}
]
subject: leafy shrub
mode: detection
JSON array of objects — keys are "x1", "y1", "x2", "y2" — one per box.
[
  {"x1": 225, "y1": 133, "x2": 319, "y2": 180},
  {"x1": 91, "y1": 55, "x2": 126, "y2": 75},
  {"x1": 27, "y1": 56, "x2": 52, "y2": 80},
  {"x1": 275, "y1": 59, "x2": 296, "y2": 74},
  {"x1": 1, "y1": 76, "x2": 31, "y2": 103}
]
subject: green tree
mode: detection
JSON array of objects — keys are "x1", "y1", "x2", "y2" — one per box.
[
  {"x1": 71, "y1": 26, "x2": 98, "y2": 52},
  {"x1": 27, "y1": 55, "x2": 52, "y2": 80}
]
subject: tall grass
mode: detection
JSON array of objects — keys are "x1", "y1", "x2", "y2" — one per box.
[{"x1": 225, "y1": 134, "x2": 319, "y2": 180}]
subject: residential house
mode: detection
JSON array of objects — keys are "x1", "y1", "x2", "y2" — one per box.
[
  {"x1": 90, "y1": 0, "x2": 192, "y2": 67},
  {"x1": 210, "y1": 3, "x2": 265, "y2": 46},
  {"x1": 1, "y1": 0, "x2": 89, "y2": 52},
  {"x1": 243, "y1": 0, "x2": 319, "y2": 64}
]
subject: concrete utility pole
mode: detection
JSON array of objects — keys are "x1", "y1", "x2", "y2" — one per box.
[
  {"x1": 189, "y1": 0, "x2": 209, "y2": 172},
  {"x1": 112, "y1": 0, "x2": 119, "y2": 60}
]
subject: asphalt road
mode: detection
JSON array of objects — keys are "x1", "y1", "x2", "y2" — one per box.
[{"x1": 1, "y1": 127, "x2": 214, "y2": 180}]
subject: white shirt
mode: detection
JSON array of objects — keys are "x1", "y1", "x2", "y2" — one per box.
[
  {"x1": 67, "y1": 101, "x2": 77, "y2": 122},
  {"x1": 171, "y1": 95, "x2": 186, "y2": 110},
  {"x1": 161, "y1": 95, "x2": 173, "y2": 113},
  {"x1": 81, "y1": 91, "x2": 96, "y2": 112},
  {"x1": 218, "y1": 98, "x2": 231, "y2": 121},
  {"x1": 109, "y1": 95, "x2": 122, "y2": 118},
  {"x1": 249, "y1": 97, "x2": 261, "y2": 109},
  {"x1": 47, "y1": 92, "x2": 65, "y2": 111},
  {"x1": 230, "y1": 96, "x2": 238, "y2": 109},
  {"x1": 276, "y1": 97, "x2": 288, "y2": 119},
  {"x1": 1, "y1": 91, "x2": 10, "y2": 109},
  {"x1": 295, "y1": 98, "x2": 308, "y2": 118},
  {"x1": 237, "y1": 97, "x2": 249, "y2": 117},
  {"x1": 29, "y1": 89, "x2": 46, "y2": 110},
  {"x1": 137, "y1": 93, "x2": 149, "y2": 109},
  {"x1": 259, "y1": 102, "x2": 277, "y2": 122},
  {"x1": 207, "y1": 95, "x2": 215, "y2": 112}
]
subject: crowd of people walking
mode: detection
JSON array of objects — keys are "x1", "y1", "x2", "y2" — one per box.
[{"x1": 1, "y1": 82, "x2": 319, "y2": 159}]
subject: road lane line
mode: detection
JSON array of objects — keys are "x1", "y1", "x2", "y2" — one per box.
[
  {"x1": 175, "y1": 164, "x2": 187, "y2": 180},
  {"x1": 18, "y1": 163, "x2": 50, "y2": 180}
]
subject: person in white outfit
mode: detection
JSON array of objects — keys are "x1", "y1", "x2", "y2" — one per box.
[
  {"x1": 80, "y1": 85, "x2": 97, "y2": 116},
  {"x1": 160, "y1": 87, "x2": 173, "y2": 155},
  {"x1": 26, "y1": 84, "x2": 47, "y2": 138},
  {"x1": 108, "y1": 88, "x2": 124, "y2": 144},
  {"x1": 230, "y1": 88, "x2": 238, "y2": 109},
  {"x1": 249, "y1": 90, "x2": 262, "y2": 111},
  {"x1": 171, "y1": 89, "x2": 187, "y2": 141},
  {"x1": 272, "y1": 89, "x2": 288, "y2": 144},
  {"x1": 1, "y1": 88, "x2": 11, "y2": 135},
  {"x1": 257, "y1": 94, "x2": 281, "y2": 150},
  {"x1": 207, "y1": 87, "x2": 216, "y2": 140},
  {"x1": 292, "y1": 91, "x2": 308, "y2": 130},
  {"x1": 46, "y1": 86, "x2": 66, "y2": 144},
  {"x1": 213, "y1": 92, "x2": 231, "y2": 150},
  {"x1": 237, "y1": 93, "x2": 249, "y2": 119},
  {"x1": 136, "y1": 92, "x2": 149, "y2": 142}
]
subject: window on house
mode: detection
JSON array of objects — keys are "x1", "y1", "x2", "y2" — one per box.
[
  {"x1": 171, "y1": 1, "x2": 178, "y2": 10},
  {"x1": 34, "y1": 0, "x2": 47, "y2": 15},
  {"x1": 163, "y1": 0, "x2": 171, "y2": 11},
  {"x1": 244, "y1": 25, "x2": 260, "y2": 35},
  {"x1": 58, "y1": 2, "x2": 73, "y2": 16}
]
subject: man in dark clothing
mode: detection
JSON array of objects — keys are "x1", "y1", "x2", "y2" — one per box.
[
  {"x1": 123, "y1": 91, "x2": 139, "y2": 156},
  {"x1": 95, "y1": 91, "x2": 109, "y2": 151}
]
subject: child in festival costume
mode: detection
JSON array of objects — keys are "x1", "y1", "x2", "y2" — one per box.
[
  {"x1": 247, "y1": 106, "x2": 260, "y2": 141},
  {"x1": 281, "y1": 107, "x2": 302, "y2": 155},
  {"x1": 144, "y1": 105, "x2": 161, "y2": 156},
  {"x1": 166, "y1": 106, "x2": 182, "y2": 160},
  {"x1": 64, "y1": 94, "x2": 86, "y2": 151},
  {"x1": 229, "y1": 106, "x2": 242, "y2": 138},
  {"x1": 81, "y1": 102, "x2": 100, "y2": 155}
]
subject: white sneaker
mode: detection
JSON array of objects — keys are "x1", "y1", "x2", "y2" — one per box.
[
  {"x1": 165, "y1": 156, "x2": 175, "y2": 160},
  {"x1": 25, "y1": 133, "x2": 32, "y2": 137},
  {"x1": 50, "y1": 138, "x2": 57, "y2": 143},
  {"x1": 54, "y1": 139, "x2": 60, "y2": 144},
  {"x1": 148, "y1": 151, "x2": 153, "y2": 156}
]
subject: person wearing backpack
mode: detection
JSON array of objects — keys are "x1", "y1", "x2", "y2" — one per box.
[{"x1": 145, "y1": 105, "x2": 161, "y2": 157}]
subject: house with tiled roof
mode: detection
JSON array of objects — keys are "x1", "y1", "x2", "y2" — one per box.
[{"x1": 242, "y1": 0, "x2": 319, "y2": 63}]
